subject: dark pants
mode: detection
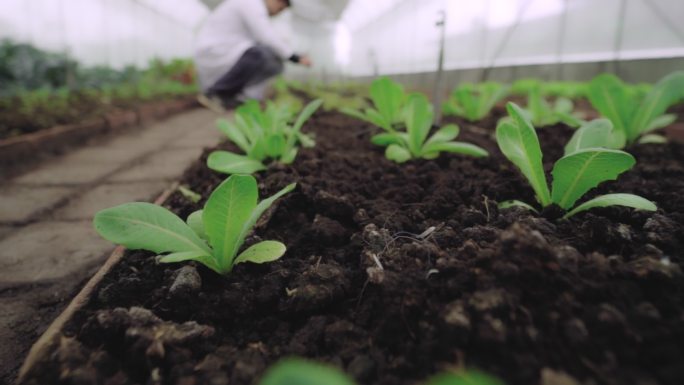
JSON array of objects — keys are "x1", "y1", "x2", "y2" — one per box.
[{"x1": 207, "y1": 45, "x2": 284, "y2": 100}]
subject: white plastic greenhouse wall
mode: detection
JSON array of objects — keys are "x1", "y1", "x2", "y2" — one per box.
[{"x1": 1, "y1": 0, "x2": 682, "y2": 79}]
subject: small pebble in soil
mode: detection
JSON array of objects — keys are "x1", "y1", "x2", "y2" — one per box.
[
  {"x1": 347, "y1": 354, "x2": 376, "y2": 382},
  {"x1": 311, "y1": 214, "x2": 350, "y2": 246},
  {"x1": 360, "y1": 223, "x2": 393, "y2": 254},
  {"x1": 643, "y1": 214, "x2": 679, "y2": 245},
  {"x1": 540, "y1": 368, "x2": 581, "y2": 385},
  {"x1": 469, "y1": 289, "x2": 507, "y2": 313},
  {"x1": 313, "y1": 189, "x2": 355, "y2": 221},
  {"x1": 554, "y1": 245, "x2": 581, "y2": 272},
  {"x1": 564, "y1": 318, "x2": 589, "y2": 344},
  {"x1": 169, "y1": 265, "x2": 202, "y2": 297}
]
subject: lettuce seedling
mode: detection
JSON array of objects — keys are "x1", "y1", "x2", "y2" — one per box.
[
  {"x1": 341, "y1": 76, "x2": 406, "y2": 131},
  {"x1": 497, "y1": 102, "x2": 656, "y2": 218},
  {"x1": 442, "y1": 82, "x2": 509, "y2": 122},
  {"x1": 373, "y1": 93, "x2": 489, "y2": 163},
  {"x1": 588, "y1": 71, "x2": 684, "y2": 145},
  {"x1": 259, "y1": 358, "x2": 355, "y2": 385},
  {"x1": 94, "y1": 175, "x2": 295, "y2": 274},
  {"x1": 523, "y1": 85, "x2": 584, "y2": 127},
  {"x1": 259, "y1": 358, "x2": 502, "y2": 385},
  {"x1": 207, "y1": 99, "x2": 322, "y2": 175},
  {"x1": 563, "y1": 118, "x2": 626, "y2": 156}
]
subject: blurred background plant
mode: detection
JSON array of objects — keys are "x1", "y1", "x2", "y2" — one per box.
[{"x1": 0, "y1": 39, "x2": 198, "y2": 140}]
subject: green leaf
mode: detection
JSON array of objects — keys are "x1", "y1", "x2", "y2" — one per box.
[
  {"x1": 496, "y1": 102, "x2": 552, "y2": 206},
  {"x1": 554, "y1": 97, "x2": 574, "y2": 115},
  {"x1": 632, "y1": 71, "x2": 684, "y2": 139},
  {"x1": 498, "y1": 200, "x2": 539, "y2": 213},
  {"x1": 203, "y1": 175, "x2": 258, "y2": 272},
  {"x1": 425, "y1": 371, "x2": 504, "y2": 385},
  {"x1": 297, "y1": 132, "x2": 316, "y2": 148},
  {"x1": 217, "y1": 119, "x2": 250, "y2": 153},
  {"x1": 405, "y1": 93, "x2": 433, "y2": 155},
  {"x1": 266, "y1": 135, "x2": 287, "y2": 158},
  {"x1": 178, "y1": 185, "x2": 201, "y2": 203},
  {"x1": 564, "y1": 119, "x2": 621, "y2": 155},
  {"x1": 234, "y1": 240, "x2": 286, "y2": 265},
  {"x1": 207, "y1": 151, "x2": 267, "y2": 175},
  {"x1": 551, "y1": 149, "x2": 635, "y2": 209},
  {"x1": 94, "y1": 202, "x2": 211, "y2": 255},
  {"x1": 370, "y1": 77, "x2": 405, "y2": 126},
  {"x1": 259, "y1": 358, "x2": 355, "y2": 385},
  {"x1": 279, "y1": 148, "x2": 298, "y2": 164},
  {"x1": 386, "y1": 144, "x2": 412, "y2": 163},
  {"x1": 638, "y1": 134, "x2": 667, "y2": 144},
  {"x1": 371, "y1": 133, "x2": 405, "y2": 147},
  {"x1": 563, "y1": 193, "x2": 657, "y2": 219},
  {"x1": 425, "y1": 124, "x2": 460, "y2": 145},
  {"x1": 238, "y1": 182, "x2": 297, "y2": 251},
  {"x1": 292, "y1": 99, "x2": 323, "y2": 133},
  {"x1": 365, "y1": 108, "x2": 392, "y2": 130},
  {"x1": 158, "y1": 251, "x2": 219, "y2": 272},
  {"x1": 187, "y1": 210, "x2": 206, "y2": 240},
  {"x1": 646, "y1": 113, "x2": 676, "y2": 131},
  {"x1": 340, "y1": 106, "x2": 371, "y2": 122},
  {"x1": 422, "y1": 141, "x2": 489, "y2": 158},
  {"x1": 587, "y1": 74, "x2": 636, "y2": 140}
]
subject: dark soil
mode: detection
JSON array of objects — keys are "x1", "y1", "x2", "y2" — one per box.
[{"x1": 20, "y1": 108, "x2": 684, "y2": 385}]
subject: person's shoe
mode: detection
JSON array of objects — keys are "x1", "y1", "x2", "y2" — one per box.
[
  {"x1": 197, "y1": 93, "x2": 226, "y2": 114},
  {"x1": 221, "y1": 98, "x2": 243, "y2": 110}
]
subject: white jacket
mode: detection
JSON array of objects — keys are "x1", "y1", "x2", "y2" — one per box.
[{"x1": 194, "y1": 0, "x2": 293, "y2": 91}]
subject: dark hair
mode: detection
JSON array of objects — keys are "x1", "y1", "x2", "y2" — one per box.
[{"x1": 283, "y1": 0, "x2": 291, "y2": 6}]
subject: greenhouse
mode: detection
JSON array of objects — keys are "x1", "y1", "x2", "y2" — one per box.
[{"x1": 1, "y1": 0, "x2": 683, "y2": 384}]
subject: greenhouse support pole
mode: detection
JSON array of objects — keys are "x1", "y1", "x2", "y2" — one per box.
[
  {"x1": 555, "y1": 0, "x2": 569, "y2": 80},
  {"x1": 613, "y1": 0, "x2": 628, "y2": 77},
  {"x1": 642, "y1": 0, "x2": 684, "y2": 44},
  {"x1": 480, "y1": 0, "x2": 532, "y2": 82},
  {"x1": 433, "y1": 10, "x2": 446, "y2": 125}
]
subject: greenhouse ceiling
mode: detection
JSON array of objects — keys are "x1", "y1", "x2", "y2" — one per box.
[{"x1": 0, "y1": 0, "x2": 682, "y2": 76}]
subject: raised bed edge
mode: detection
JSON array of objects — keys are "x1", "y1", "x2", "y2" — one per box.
[
  {"x1": 15, "y1": 181, "x2": 180, "y2": 384},
  {"x1": 0, "y1": 97, "x2": 199, "y2": 180}
]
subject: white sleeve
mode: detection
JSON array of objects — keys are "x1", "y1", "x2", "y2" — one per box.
[{"x1": 239, "y1": 0, "x2": 294, "y2": 60}]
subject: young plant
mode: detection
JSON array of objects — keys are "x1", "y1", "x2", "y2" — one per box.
[
  {"x1": 259, "y1": 359, "x2": 355, "y2": 385},
  {"x1": 587, "y1": 71, "x2": 684, "y2": 145},
  {"x1": 442, "y1": 82, "x2": 509, "y2": 122},
  {"x1": 341, "y1": 76, "x2": 406, "y2": 131},
  {"x1": 496, "y1": 102, "x2": 656, "y2": 219},
  {"x1": 563, "y1": 118, "x2": 626, "y2": 156},
  {"x1": 207, "y1": 99, "x2": 322, "y2": 175},
  {"x1": 94, "y1": 175, "x2": 295, "y2": 275},
  {"x1": 373, "y1": 93, "x2": 488, "y2": 163},
  {"x1": 259, "y1": 358, "x2": 502, "y2": 385},
  {"x1": 523, "y1": 85, "x2": 584, "y2": 127}
]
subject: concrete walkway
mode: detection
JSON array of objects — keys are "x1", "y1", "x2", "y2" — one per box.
[{"x1": 0, "y1": 108, "x2": 223, "y2": 384}]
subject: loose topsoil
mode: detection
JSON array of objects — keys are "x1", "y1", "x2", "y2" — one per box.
[{"x1": 20, "y1": 105, "x2": 684, "y2": 385}]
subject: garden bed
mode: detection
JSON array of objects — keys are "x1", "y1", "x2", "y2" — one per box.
[
  {"x1": 17, "y1": 107, "x2": 684, "y2": 385},
  {"x1": 0, "y1": 97, "x2": 198, "y2": 180}
]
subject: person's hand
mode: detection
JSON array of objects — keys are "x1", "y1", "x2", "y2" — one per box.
[{"x1": 299, "y1": 55, "x2": 312, "y2": 67}]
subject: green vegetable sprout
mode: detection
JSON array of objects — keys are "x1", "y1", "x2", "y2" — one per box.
[
  {"x1": 522, "y1": 85, "x2": 583, "y2": 127},
  {"x1": 496, "y1": 102, "x2": 656, "y2": 219},
  {"x1": 562, "y1": 118, "x2": 626, "y2": 156},
  {"x1": 442, "y1": 82, "x2": 509, "y2": 122},
  {"x1": 259, "y1": 358, "x2": 503, "y2": 385},
  {"x1": 94, "y1": 175, "x2": 295, "y2": 275},
  {"x1": 207, "y1": 99, "x2": 322, "y2": 175},
  {"x1": 587, "y1": 71, "x2": 684, "y2": 145},
  {"x1": 341, "y1": 76, "x2": 406, "y2": 131},
  {"x1": 373, "y1": 93, "x2": 489, "y2": 163}
]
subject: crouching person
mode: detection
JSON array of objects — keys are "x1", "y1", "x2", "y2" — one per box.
[{"x1": 194, "y1": 0, "x2": 312, "y2": 112}]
